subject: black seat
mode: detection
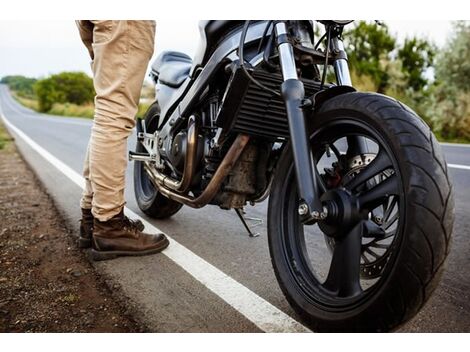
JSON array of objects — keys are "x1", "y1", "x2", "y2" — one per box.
[{"x1": 151, "y1": 51, "x2": 192, "y2": 88}]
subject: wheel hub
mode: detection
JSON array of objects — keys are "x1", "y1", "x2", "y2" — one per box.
[{"x1": 318, "y1": 188, "x2": 363, "y2": 238}]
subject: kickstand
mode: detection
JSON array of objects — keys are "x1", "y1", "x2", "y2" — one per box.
[{"x1": 234, "y1": 208, "x2": 263, "y2": 238}]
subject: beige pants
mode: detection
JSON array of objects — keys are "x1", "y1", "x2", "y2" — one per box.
[{"x1": 76, "y1": 20, "x2": 156, "y2": 221}]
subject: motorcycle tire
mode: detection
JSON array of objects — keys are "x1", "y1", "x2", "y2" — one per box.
[{"x1": 268, "y1": 92, "x2": 454, "y2": 332}]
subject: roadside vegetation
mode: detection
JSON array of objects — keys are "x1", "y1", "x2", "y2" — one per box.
[
  {"x1": 1, "y1": 72, "x2": 151, "y2": 119},
  {"x1": 1, "y1": 21, "x2": 469, "y2": 142},
  {"x1": 341, "y1": 21, "x2": 470, "y2": 143},
  {"x1": 0, "y1": 122, "x2": 13, "y2": 150}
]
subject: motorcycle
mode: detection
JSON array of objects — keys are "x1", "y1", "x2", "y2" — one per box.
[{"x1": 130, "y1": 20, "x2": 454, "y2": 332}]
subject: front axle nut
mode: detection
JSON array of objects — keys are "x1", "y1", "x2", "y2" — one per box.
[{"x1": 298, "y1": 203, "x2": 309, "y2": 216}]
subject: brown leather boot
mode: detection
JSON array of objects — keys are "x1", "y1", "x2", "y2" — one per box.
[
  {"x1": 78, "y1": 208, "x2": 94, "y2": 248},
  {"x1": 79, "y1": 208, "x2": 145, "y2": 249},
  {"x1": 89, "y1": 210, "x2": 169, "y2": 261}
]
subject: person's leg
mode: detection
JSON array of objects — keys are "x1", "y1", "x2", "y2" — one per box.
[
  {"x1": 78, "y1": 144, "x2": 94, "y2": 247},
  {"x1": 76, "y1": 20, "x2": 96, "y2": 248},
  {"x1": 76, "y1": 20, "x2": 168, "y2": 260},
  {"x1": 80, "y1": 144, "x2": 93, "y2": 210},
  {"x1": 89, "y1": 20, "x2": 155, "y2": 220}
]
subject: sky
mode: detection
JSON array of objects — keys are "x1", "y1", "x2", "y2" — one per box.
[{"x1": 0, "y1": 20, "x2": 455, "y2": 79}]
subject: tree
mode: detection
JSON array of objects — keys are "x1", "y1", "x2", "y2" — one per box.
[
  {"x1": 398, "y1": 37, "x2": 436, "y2": 91},
  {"x1": 429, "y1": 21, "x2": 470, "y2": 140},
  {"x1": 1, "y1": 75, "x2": 37, "y2": 98},
  {"x1": 34, "y1": 72, "x2": 95, "y2": 112},
  {"x1": 435, "y1": 21, "x2": 470, "y2": 92},
  {"x1": 343, "y1": 21, "x2": 396, "y2": 92}
]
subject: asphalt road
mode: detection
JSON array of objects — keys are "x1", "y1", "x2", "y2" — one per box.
[{"x1": 1, "y1": 84, "x2": 469, "y2": 332}]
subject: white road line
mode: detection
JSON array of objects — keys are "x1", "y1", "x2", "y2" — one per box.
[
  {"x1": 0, "y1": 112, "x2": 311, "y2": 333},
  {"x1": 448, "y1": 163, "x2": 470, "y2": 171},
  {"x1": 440, "y1": 142, "x2": 470, "y2": 148}
]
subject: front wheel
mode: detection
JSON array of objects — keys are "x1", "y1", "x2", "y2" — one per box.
[{"x1": 268, "y1": 92, "x2": 454, "y2": 332}]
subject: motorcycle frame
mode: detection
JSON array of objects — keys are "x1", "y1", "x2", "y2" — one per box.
[{"x1": 144, "y1": 20, "x2": 356, "y2": 219}]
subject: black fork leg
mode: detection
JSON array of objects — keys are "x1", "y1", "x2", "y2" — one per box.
[{"x1": 275, "y1": 22, "x2": 323, "y2": 221}]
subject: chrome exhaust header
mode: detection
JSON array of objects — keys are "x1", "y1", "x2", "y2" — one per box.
[{"x1": 145, "y1": 134, "x2": 250, "y2": 208}]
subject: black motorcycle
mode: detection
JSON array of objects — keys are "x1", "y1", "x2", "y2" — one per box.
[{"x1": 131, "y1": 20, "x2": 453, "y2": 332}]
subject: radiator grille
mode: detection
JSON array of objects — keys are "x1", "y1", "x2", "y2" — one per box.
[{"x1": 232, "y1": 70, "x2": 321, "y2": 140}]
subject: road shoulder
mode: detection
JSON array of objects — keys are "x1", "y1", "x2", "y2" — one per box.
[{"x1": 0, "y1": 122, "x2": 145, "y2": 332}]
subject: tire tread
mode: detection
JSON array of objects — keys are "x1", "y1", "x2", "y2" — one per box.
[{"x1": 268, "y1": 92, "x2": 454, "y2": 332}]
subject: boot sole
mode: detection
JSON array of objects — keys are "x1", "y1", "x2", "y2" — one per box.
[{"x1": 88, "y1": 238, "x2": 170, "y2": 261}]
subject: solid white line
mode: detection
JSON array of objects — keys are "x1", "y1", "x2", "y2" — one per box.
[
  {"x1": 0, "y1": 112, "x2": 311, "y2": 333},
  {"x1": 440, "y1": 142, "x2": 470, "y2": 148},
  {"x1": 448, "y1": 163, "x2": 470, "y2": 170}
]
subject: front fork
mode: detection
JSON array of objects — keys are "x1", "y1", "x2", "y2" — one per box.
[
  {"x1": 330, "y1": 36, "x2": 369, "y2": 156},
  {"x1": 275, "y1": 22, "x2": 356, "y2": 222}
]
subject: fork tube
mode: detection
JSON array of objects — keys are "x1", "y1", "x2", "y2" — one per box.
[
  {"x1": 331, "y1": 38, "x2": 352, "y2": 86},
  {"x1": 275, "y1": 22, "x2": 323, "y2": 218},
  {"x1": 330, "y1": 36, "x2": 368, "y2": 154},
  {"x1": 275, "y1": 23, "x2": 298, "y2": 80}
]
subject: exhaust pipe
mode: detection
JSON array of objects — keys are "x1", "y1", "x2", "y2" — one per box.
[
  {"x1": 151, "y1": 116, "x2": 199, "y2": 193},
  {"x1": 145, "y1": 134, "x2": 250, "y2": 208}
]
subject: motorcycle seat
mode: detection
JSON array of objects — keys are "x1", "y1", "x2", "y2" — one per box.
[{"x1": 151, "y1": 51, "x2": 192, "y2": 88}]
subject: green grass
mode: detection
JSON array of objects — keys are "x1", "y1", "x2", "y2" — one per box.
[
  {"x1": 48, "y1": 102, "x2": 95, "y2": 119},
  {"x1": 0, "y1": 121, "x2": 13, "y2": 150},
  {"x1": 13, "y1": 93, "x2": 39, "y2": 111}
]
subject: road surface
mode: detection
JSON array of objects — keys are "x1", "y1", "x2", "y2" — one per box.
[{"x1": 1, "y1": 84, "x2": 469, "y2": 332}]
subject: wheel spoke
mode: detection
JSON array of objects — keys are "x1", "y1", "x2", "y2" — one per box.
[
  {"x1": 358, "y1": 174, "x2": 399, "y2": 211},
  {"x1": 383, "y1": 196, "x2": 398, "y2": 222},
  {"x1": 344, "y1": 148, "x2": 393, "y2": 191},
  {"x1": 323, "y1": 222, "x2": 364, "y2": 297},
  {"x1": 384, "y1": 211, "x2": 399, "y2": 230},
  {"x1": 346, "y1": 136, "x2": 369, "y2": 157},
  {"x1": 368, "y1": 242, "x2": 390, "y2": 250},
  {"x1": 361, "y1": 253, "x2": 371, "y2": 264},
  {"x1": 363, "y1": 247, "x2": 380, "y2": 259}
]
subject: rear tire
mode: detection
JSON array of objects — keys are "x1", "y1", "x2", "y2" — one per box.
[
  {"x1": 133, "y1": 102, "x2": 183, "y2": 219},
  {"x1": 268, "y1": 92, "x2": 454, "y2": 332}
]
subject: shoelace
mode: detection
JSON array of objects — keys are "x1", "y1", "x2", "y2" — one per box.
[{"x1": 123, "y1": 216, "x2": 143, "y2": 232}]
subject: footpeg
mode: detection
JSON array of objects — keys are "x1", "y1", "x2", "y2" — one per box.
[
  {"x1": 128, "y1": 150, "x2": 155, "y2": 162},
  {"x1": 235, "y1": 208, "x2": 263, "y2": 238}
]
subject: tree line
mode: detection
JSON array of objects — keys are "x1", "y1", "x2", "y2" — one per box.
[
  {"x1": 1, "y1": 21, "x2": 469, "y2": 142},
  {"x1": 1, "y1": 72, "x2": 94, "y2": 112},
  {"x1": 343, "y1": 20, "x2": 470, "y2": 142}
]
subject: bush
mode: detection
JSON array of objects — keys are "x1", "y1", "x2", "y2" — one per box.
[
  {"x1": 1, "y1": 75, "x2": 37, "y2": 98},
  {"x1": 34, "y1": 72, "x2": 94, "y2": 112}
]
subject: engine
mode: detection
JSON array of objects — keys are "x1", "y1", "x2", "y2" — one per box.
[{"x1": 161, "y1": 66, "x2": 293, "y2": 210}]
